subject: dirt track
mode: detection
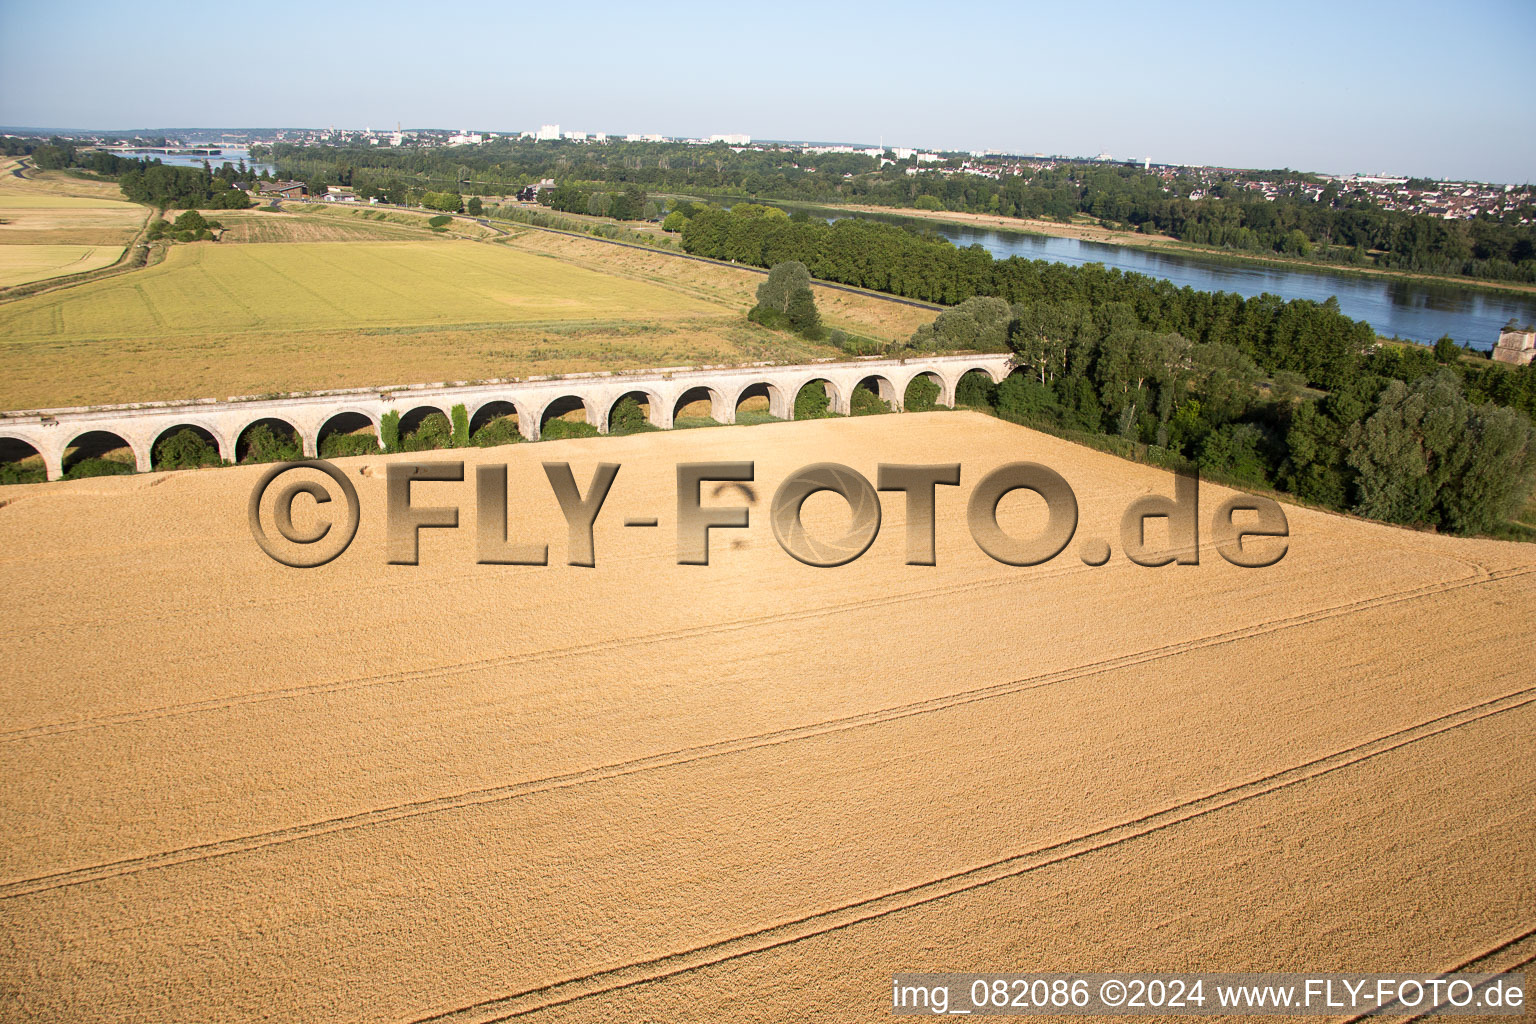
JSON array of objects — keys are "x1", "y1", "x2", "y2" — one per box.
[{"x1": 1, "y1": 413, "x2": 1532, "y2": 1022}]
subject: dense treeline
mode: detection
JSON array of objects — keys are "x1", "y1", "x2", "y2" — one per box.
[
  {"x1": 117, "y1": 162, "x2": 252, "y2": 209},
  {"x1": 908, "y1": 293, "x2": 1536, "y2": 536},
  {"x1": 683, "y1": 205, "x2": 1375, "y2": 391},
  {"x1": 846, "y1": 165, "x2": 1536, "y2": 282},
  {"x1": 251, "y1": 139, "x2": 1536, "y2": 283},
  {"x1": 8, "y1": 136, "x2": 250, "y2": 209},
  {"x1": 539, "y1": 183, "x2": 655, "y2": 220},
  {"x1": 903, "y1": 294, "x2": 1536, "y2": 540}
]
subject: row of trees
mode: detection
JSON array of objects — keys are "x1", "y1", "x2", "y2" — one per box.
[
  {"x1": 538, "y1": 183, "x2": 655, "y2": 220},
  {"x1": 681, "y1": 205, "x2": 1376, "y2": 391},
  {"x1": 246, "y1": 139, "x2": 1535, "y2": 283}
]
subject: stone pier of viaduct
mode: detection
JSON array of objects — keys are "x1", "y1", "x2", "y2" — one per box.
[{"x1": 0, "y1": 353, "x2": 1017, "y2": 481}]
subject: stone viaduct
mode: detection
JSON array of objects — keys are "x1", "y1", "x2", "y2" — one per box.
[{"x1": 0, "y1": 353, "x2": 1017, "y2": 481}]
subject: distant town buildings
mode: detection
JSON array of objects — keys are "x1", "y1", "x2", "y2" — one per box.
[
  {"x1": 1492, "y1": 327, "x2": 1536, "y2": 366},
  {"x1": 534, "y1": 124, "x2": 561, "y2": 141},
  {"x1": 708, "y1": 133, "x2": 751, "y2": 146}
]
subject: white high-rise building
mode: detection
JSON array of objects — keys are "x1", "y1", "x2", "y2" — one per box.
[
  {"x1": 535, "y1": 124, "x2": 561, "y2": 141},
  {"x1": 708, "y1": 133, "x2": 751, "y2": 146}
]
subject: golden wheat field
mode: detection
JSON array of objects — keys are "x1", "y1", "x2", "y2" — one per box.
[
  {"x1": 0, "y1": 244, "x2": 125, "y2": 287},
  {"x1": 0, "y1": 224, "x2": 906, "y2": 409},
  {"x1": 0, "y1": 160, "x2": 144, "y2": 284},
  {"x1": 0, "y1": 412, "x2": 1532, "y2": 1022}
]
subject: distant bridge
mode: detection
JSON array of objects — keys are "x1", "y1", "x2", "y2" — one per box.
[{"x1": 0, "y1": 353, "x2": 1016, "y2": 481}]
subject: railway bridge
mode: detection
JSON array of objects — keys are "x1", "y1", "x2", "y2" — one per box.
[{"x1": 0, "y1": 353, "x2": 1016, "y2": 481}]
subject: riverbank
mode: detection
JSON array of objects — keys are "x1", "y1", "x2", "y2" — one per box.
[{"x1": 830, "y1": 203, "x2": 1536, "y2": 298}]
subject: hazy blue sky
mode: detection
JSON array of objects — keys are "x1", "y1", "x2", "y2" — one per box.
[{"x1": 3, "y1": 0, "x2": 1532, "y2": 181}]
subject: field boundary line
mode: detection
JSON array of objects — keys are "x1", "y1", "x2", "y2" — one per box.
[
  {"x1": 2, "y1": 576, "x2": 1532, "y2": 900},
  {"x1": 406, "y1": 691, "x2": 1536, "y2": 1023}
]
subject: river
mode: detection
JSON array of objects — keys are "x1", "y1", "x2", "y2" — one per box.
[
  {"x1": 107, "y1": 146, "x2": 275, "y2": 176},
  {"x1": 782, "y1": 206, "x2": 1536, "y2": 351}
]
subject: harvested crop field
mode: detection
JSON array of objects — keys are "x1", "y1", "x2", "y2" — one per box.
[
  {"x1": 0, "y1": 162, "x2": 144, "y2": 284},
  {"x1": 213, "y1": 209, "x2": 439, "y2": 244},
  {"x1": 0, "y1": 243, "x2": 124, "y2": 287},
  {"x1": 1, "y1": 413, "x2": 1531, "y2": 1022},
  {"x1": 0, "y1": 240, "x2": 806, "y2": 408},
  {"x1": 496, "y1": 225, "x2": 938, "y2": 340}
]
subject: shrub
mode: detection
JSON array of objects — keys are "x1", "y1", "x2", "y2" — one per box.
[
  {"x1": 427, "y1": 214, "x2": 452, "y2": 228},
  {"x1": 471, "y1": 416, "x2": 523, "y2": 447},
  {"x1": 795, "y1": 382, "x2": 834, "y2": 419},
  {"x1": 995, "y1": 375, "x2": 1060, "y2": 422},
  {"x1": 240, "y1": 423, "x2": 303, "y2": 463},
  {"x1": 609, "y1": 396, "x2": 657, "y2": 435},
  {"x1": 904, "y1": 374, "x2": 941, "y2": 412},
  {"x1": 850, "y1": 387, "x2": 891, "y2": 416},
  {"x1": 955, "y1": 372, "x2": 998, "y2": 409},
  {"x1": 0, "y1": 462, "x2": 47, "y2": 485},
  {"x1": 172, "y1": 210, "x2": 208, "y2": 232},
  {"x1": 450, "y1": 404, "x2": 470, "y2": 447},
  {"x1": 1198, "y1": 422, "x2": 1274, "y2": 488},
  {"x1": 422, "y1": 191, "x2": 462, "y2": 213},
  {"x1": 401, "y1": 413, "x2": 452, "y2": 451},
  {"x1": 541, "y1": 418, "x2": 600, "y2": 440},
  {"x1": 319, "y1": 432, "x2": 381, "y2": 458},
  {"x1": 747, "y1": 304, "x2": 790, "y2": 330},
  {"x1": 154, "y1": 428, "x2": 221, "y2": 470},
  {"x1": 64, "y1": 457, "x2": 134, "y2": 479},
  {"x1": 380, "y1": 410, "x2": 401, "y2": 453}
]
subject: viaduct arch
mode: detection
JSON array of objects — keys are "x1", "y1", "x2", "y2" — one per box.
[{"x1": 0, "y1": 353, "x2": 1017, "y2": 480}]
